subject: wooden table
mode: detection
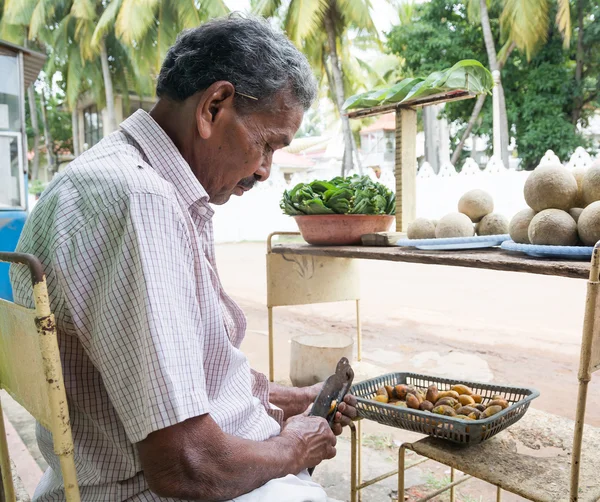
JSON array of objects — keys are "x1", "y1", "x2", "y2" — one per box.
[{"x1": 270, "y1": 244, "x2": 591, "y2": 280}]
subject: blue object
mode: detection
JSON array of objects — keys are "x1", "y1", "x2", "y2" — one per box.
[
  {"x1": 501, "y1": 240, "x2": 594, "y2": 260},
  {"x1": 396, "y1": 234, "x2": 510, "y2": 250},
  {"x1": 0, "y1": 209, "x2": 27, "y2": 300}
]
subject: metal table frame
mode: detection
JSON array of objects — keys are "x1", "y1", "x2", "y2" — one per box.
[{"x1": 266, "y1": 239, "x2": 600, "y2": 502}]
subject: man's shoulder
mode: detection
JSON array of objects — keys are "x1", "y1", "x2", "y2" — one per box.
[{"x1": 64, "y1": 131, "x2": 177, "y2": 205}]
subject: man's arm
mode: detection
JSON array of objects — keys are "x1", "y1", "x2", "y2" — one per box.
[
  {"x1": 269, "y1": 382, "x2": 358, "y2": 435},
  {"x1": 269, "y1": 382, "x2": 321, "y2": 421},
  {"x1": 137, "y1": 411, "x2": 336, "y2": 501}
]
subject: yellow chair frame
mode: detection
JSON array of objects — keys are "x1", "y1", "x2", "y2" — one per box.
[{"x1": 0, "y1": 252, "x2": 80, "y2": 502}]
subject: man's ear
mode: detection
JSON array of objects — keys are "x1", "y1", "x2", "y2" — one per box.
[{"x1": 196, "y1": 81, "x2": 236, "y2": 140}]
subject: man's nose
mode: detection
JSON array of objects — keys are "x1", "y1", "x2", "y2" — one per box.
[{"x1": 255, "y1": 163, "x2": 271, "y2": 182}]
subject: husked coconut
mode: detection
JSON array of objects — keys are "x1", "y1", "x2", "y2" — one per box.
[
  {"x1": 569, "y1": 208, "x2": 584, "y2": 223},
  {"x1": 582, "y1": 160, "x2": 600, "y2": 206},
  {"x1": 477, "y1": 213, "x2": 509, "y2": 236},
  {"x1": 528, "y1": 209, "x2": 578, "y2": 246},
  {"x1": 458, "y1": 189, "x2": 494, "y2": 222},
  {"x1": 509, "y1": 208, "x2": 536, "y2": 244},
  {"x1": 435, "y1": 213, "x2": 475, "y2": 238},
  {"x1": 571, "y1": 165, "x2": 586, "y2": 207},
  {"x1": 577, "y1": 201, "x2": 600, "y2": 246},
  {"x1": 524, "y1": 163, "x2": 578, "y2": 211},
  {"x1": 407, "y1": 218, "x2": 436, "y2": 239}
]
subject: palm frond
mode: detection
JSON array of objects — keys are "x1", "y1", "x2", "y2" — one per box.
[
  {"x1": 555, "y1": 0, "x2": 571, "y2": 49},
  {"x1": 71, "y1": 0, "x2": 96, "y2": 21},
  {"x1": 199, "y1": 0, "x2": 229, "y2": 19},
  {"x1": 500, "y1": 0, "x2": 550, "y2": 61},
  {"x1": 3, "y1": 0, "x2": 37, "y2": 25},
  {"x1": 284, "y1": 0, "x2": 325, "y2": 46},
  {"x1": 66, "y1": 44, "x2": 84, "y2": 109},
  {"x1": 92, "y1": 0, "x2": 123, "y2": 49},
  {"x1": 175, "y1": 1, "x2": 200, "y2": 28},
  {"x1": 115, "y1": 0, "x2": 159, "y2": 45},
  {"x1": 337, "y1": 0, "x2": 377, "y2": 34},
  {"x1": 251, "y1": 0, "x2": 283, "y2": 18}
]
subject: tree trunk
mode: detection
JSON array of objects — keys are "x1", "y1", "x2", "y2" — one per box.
[
  {"x1": 572, "y1": 0, "x2": 585, "y2": 125},
  {"x1": 479, "y1": 0, "x2": 509, "y2": 168},
  {"x1": 99, "y1": 39, "x2": 117, "y2": 133},
  {"x1": 27, "y1": 85, "x2": 40, "y2": 180},
  {"x1": 323, "y1": 7, "x2": 354, "y2": 177},
  {"x1": 39, "y1": 89, "x2": 56, "y2": 175},
  {"x1": 71, "y1": 108, "x2": 80, "y2": 157},
  {"x1": 451, "y1": 93, "x2": 486, "y2": 166}
]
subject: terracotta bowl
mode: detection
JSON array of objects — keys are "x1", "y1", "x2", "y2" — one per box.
[{"x1": 294, "y1": 214, "x2": 395, "y2": 246}]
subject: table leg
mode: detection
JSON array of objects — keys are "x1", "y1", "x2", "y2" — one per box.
[
  {"x1": 398, "y1": 445, "x2": 406, "y2": 502},
  {"x1": 350, "y1": 422, "x2": 357, "y2": 502},
  {"x1": 450, "y1": 467, "x2": 455, "y2": 502},
  {"x1": 357, "y1": 420, "x2": 362, "y2": 502},
  {"x1": 497, "y1": 486, "x2": 502, "y2": 502}
]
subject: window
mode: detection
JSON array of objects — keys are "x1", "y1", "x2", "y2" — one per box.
[
  {"x1": 83, "y1": 105, "x2": 103, "y2": 149},
  {"x1": 0, "y1": 135, "x2": 23, "y2": 208},
  {"x1": 0, "y1": 54, "x2": 20, "y2": 132}
]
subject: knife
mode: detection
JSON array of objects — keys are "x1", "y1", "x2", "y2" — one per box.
[{"x1": 307, "y1": 357, "x2": 354, "y2": 475}]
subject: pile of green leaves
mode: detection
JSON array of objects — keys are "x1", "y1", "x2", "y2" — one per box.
[
  {"x1": 281, "y1": 175, "x2": 395, "y2": 216},
  {"x1": 342, "y1": 60, "x2": 493, "y2": 110}
]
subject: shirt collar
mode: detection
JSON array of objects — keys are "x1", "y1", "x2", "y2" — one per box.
[{"x1": 120, "y1": 110, "x2": 212, "y2": 213}]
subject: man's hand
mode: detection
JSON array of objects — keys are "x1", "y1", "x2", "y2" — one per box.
[
  {"x1": 280, "y1": 411, "x2": 337, "y2": 470},
  {"x1": 331, "y1": 394, "x2": 358, "y2": 436}
]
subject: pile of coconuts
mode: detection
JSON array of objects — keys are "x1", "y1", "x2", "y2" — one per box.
[
  {"x1": 509, "y1": 160, "x2": 600, "y2": 247},
  {"x1": 407, "y1": 189, "x2": 509, "y2": 239}
]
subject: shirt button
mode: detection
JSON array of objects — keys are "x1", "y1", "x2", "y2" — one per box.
[{"x1": 197, "y1": 206, "x2": 207, "y2": 216}]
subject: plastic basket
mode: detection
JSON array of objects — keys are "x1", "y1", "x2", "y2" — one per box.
[{"x1": 351, "y1": 372, "x2": 539, "y2": 445}]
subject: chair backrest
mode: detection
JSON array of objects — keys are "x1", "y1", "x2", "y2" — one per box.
[{"x1": 0, "y1": 252, "x2": 80, "y2": 502}]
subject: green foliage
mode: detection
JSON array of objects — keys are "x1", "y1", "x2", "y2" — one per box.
[
  {"x1": 281, "y1": 175, "x2": 395, "y2": 215},
  {"x1": 387, "y1": 0, "x2": 597, "y2": 170},
  {"x1": 25, "y1": 81, "x2": 73, "y2": 156},
  {"x1": 28, "y1": 179, "x2": 46, "y2": 195}
]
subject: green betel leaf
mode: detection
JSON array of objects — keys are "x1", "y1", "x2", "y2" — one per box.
[
  {"x1": 401, "y1": 70, "x2": 449, "y2": 103},
  {"x1": 443, "y1": 60, "x2": 494, "y2": 94},
  {"x1": 381, "y1": 77, "x2": 424, "y2": 104}
]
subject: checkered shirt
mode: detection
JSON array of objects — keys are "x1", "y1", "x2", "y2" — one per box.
[{"x1": 11, "y1": 110, "x2": 283, "y2": 501}]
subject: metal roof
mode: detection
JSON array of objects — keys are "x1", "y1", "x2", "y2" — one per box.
[{"x1": 0, "y1": 39, "x2": 46, "y2": 89}]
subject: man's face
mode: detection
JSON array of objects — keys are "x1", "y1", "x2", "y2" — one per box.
[{"x1": 192, "y1": 88, "x2": 304, "y2": 205}]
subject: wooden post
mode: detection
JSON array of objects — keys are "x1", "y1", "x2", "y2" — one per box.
[{"x1": 395, "y1": 108, "x2": 417, "y2": 231}]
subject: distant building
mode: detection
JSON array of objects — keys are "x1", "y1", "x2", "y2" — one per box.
[{"x1": 74, "y1": 93, "x2": 156, "y2": 153}]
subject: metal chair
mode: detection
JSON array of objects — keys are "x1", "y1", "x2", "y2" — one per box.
[{"x1": 0, "y1": 252, "x2": 80, "y2": 502}]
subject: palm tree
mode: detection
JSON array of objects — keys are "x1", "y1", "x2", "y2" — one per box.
[
  {"x1": 254, "y1": 0, "x2": 380, "y2": 176},
  {"x1": 459, "y1": 0, "x2": 571, "y2": 167}
]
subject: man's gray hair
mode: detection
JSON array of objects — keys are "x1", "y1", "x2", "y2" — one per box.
[{"x1": 156, "y1": 15, "x2": 317, "y2": 112}]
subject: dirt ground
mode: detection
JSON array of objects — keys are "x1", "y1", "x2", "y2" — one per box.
[{"x1": 4, "y1": 241, "x2": 599, "y2": 502}]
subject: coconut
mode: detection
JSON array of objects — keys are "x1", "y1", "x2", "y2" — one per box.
[
  {"x1": 407, "y1": 218, "x2": 436, "y2": 240},
  {"x1": 582, "y1": 160, "x2": 600, "y2": 206},
  {"x1": 477, "y1": 213, "x2": 509, "y2": 236},
  {"x1": 528, "y1": 209, "x2": 578, "y2": 246},
  {"x1": 577, "y1": 201, "x2": 600, "y2": 246},
  {"x1": 509, "y1": 208, "x2": 536, "y2": 244},
  {"x1": 571, "y1": 165, "x2": 586, "y2": 207},
  {"x1": 569, "y1": 208, "x2": 584, "y2": 223},
  {"x1": 524, "y1": 163, "x2": 578, "y2": 211},
  {"x1": 458, "y1": 189, "x2": 494, "y2": 222},
  {"x1": 435, "y1": 213, "x2": 475, "y2": 239}
]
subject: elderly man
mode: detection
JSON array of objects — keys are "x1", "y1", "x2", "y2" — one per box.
[{"x1": 11, "y1": 15, "x2": 356, "y2": 502}]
